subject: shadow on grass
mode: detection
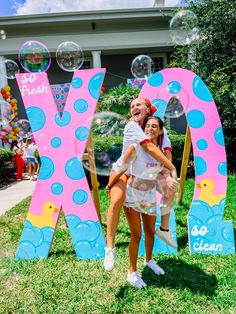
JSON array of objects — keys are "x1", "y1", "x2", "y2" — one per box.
[
  {"x1": 142, "y1": 258, "x2": 217, "y2": 296},
  {"x1": 176, "y1": 234, "x2": 189, "y2": 251},
  {"x1": 115, "y1": 258, "x2": 217, "y2": 300}
]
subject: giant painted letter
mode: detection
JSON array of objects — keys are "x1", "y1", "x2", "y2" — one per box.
[
  {"x1": 16, "y1": 69, "x2": 106, "y2": 260},
  {"x1": 138, "y1": 68, "x2": 235, "y2": 255}
]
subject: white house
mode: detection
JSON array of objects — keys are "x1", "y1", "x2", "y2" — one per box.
[{"x1": 0, "y1": 5, "x2": 187, "y2": 132}]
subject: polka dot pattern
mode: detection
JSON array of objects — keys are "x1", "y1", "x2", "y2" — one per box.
[
  {"x1": 72, "y1": 189, "x2": 88, "y2": 205},
  {"x1": 26, "y1": 106, "x2": 46, "y2": 132},
  {"x1": 168, "y1": 81, "x2": 181, "y2": 94},
  {"x1": 187, "y1": 110, "x2": 205, "y2": 128},
  {"x1": 196, "y1": 139, "x2": 208, "y2": 150},
  {"x1": 72, "y1": 77, "x2": 83, "y2": 89},
  {"x1": 151, "y1": 99, "x2": 167, "y2": 119},
  {"x1": 214, "y1": 127, "x2": 224, "y2": 146},
  {"x1": 51, "y1": 137, "x2": 62, "y2": 148},
  {"x1": 74, "y1": 99, "x2": 88, "y2": 113},
  {"x1": 51, "y1": 182, "x2": 63, "y2": 195},
  {"x1": 65, "y1": 157, "x2": 85, "y2": 180},
  {"x1": 147, "y1": 72, "x2": 164, "y2": 87},
  {"x1": 38, "y1": 156, "x2": 55, "y2": 180},
  {"x1": 75, "y1": 126, "x2": 89, "y2": 141},
  {"x1": 88, "y1": 73, "x2": 105, "y2": 99},
  {"x1": 15, "y1": 69, "x2": 108, "y2": 260},
  {"x1": 194, "y1": 156, "x2": 207, "y2": 175},
  {"x1": 218, "y1": 162, "x2": 227, "y2": 176},
  {"x1": 55, "y1": 111, "x2": 71, "y2": 127},
  {"x1": 192, "y1": 76, "x2": 213, "y2": 102}
]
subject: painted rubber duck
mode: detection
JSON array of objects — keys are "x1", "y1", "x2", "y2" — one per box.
[
  {"x1": 27, "y1": 201, "x2": 59, "y2": 228},
  {"x1": 196, "y1": 178, "x2": 226, "y2": 207}
]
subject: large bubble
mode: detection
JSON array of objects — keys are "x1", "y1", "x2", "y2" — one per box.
[
  {"x1": 17, "y1": 119, "x2": 32, "y2": 138},
  {"x1": 56, "y1": 41, "x2": 84, "y2": 72},
  {"x1": 131, "y1": 55, "x2": 154, "y2": 80},
  {"x1": 0, "y1": 100, "x2": 11, "y2": 126},
  {"x1": 0, "y1": 59, "x2": 20, "y2": 79},
  {"x1": 170, "y1": 10, "x2": 200, "y2": 46},
  {"x1": 0, "y1": 29, "x2": 7, "y2": 40},
  {"x1": 128, "y1": 168, "x2": 161, "y2": 215},
  {"x1": 18, "y1": 40, "x2": 51, "y2": 73},
  {"x1": 82, "y1": 112, "x2": 128, "y2": 176},
  {"x1": 159, "y1": 84, "x2": 188, "y2": 119}
]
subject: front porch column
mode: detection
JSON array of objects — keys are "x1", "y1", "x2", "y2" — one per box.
[
  {"x1": 0, "y1": 56, "x2": 8, "y2": 88},
  {"x1": 91, "y1": 51, "x2": 101, "y2": 68}
]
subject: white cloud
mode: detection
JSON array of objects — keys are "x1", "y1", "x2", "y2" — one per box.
[{"x1": 13, "y1": 0, "x2": 156, "y2": 15}]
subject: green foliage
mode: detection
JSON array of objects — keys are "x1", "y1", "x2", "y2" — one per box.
[
  {"x1": 0, "y1": 148, "x2": 14, "y2": 181},
  {"x1": 169, "y1": 0, "x2": 236, "y2": 128},
  {"x1": 0, "y1": 177, "x2": 236, "y2": 313},
  {"x1": 0, "y1": 148, "x2": 13, "y2": 163},
  {"x1": 98, "y1": 84, "x2": 140, "y2": 118}
]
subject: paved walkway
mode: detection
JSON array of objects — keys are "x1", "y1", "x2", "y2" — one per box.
[{"x1": 0, "y1": 180, "x2": 37, "y2": 216}]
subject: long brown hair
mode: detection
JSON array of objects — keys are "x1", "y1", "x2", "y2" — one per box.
[{"x1": 146, "y1": 116, "x2": 164, "y2": 149}]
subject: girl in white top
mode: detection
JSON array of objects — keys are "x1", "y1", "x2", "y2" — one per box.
[
  {"x1": 104, "y1": 98, "x2": 177, "y2": 272},
  {"x1": 120, "y1": 116, "x2": 177, "y2": 288}
]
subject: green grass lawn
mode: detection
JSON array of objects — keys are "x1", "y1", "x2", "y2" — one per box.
[{"x1": 0, "y1": 176, "x2": 235, "y2": 314}]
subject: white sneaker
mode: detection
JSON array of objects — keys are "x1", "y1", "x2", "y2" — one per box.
[
  {"x1": 144, "y1": 259, "x2": 165, "y2": 275},
  {"x1": 155, "y1": 227, "x2": 178, "y2": 248},
  {"x1": 127, "y1": 272, "x2": 147, "y2": 289},
  {"x1": 103, "y1": 247, "x2": 115, "y2": 271}
]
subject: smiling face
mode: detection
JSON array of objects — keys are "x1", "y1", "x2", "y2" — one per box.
[
  {"x1": 144, "y1": 117, "x2": 163, "y2": 144},
  {"x1": 130, "y1": 98, "x2": 150, "y2": 125}
]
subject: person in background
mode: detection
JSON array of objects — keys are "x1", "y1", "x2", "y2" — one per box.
[
  {"x1": 24, "y1": 138, "x2": 37, "y2": 181},
  {"x1": 10, "y1": 139, "x2": 24, "y2": 181}
]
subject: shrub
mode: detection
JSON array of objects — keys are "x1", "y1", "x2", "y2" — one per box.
[
  {"x1": 98, "y1": 85, "x2": 139, "y2": 118},
  {"x1": 0, "y1": 148, "x2": 14, "y2": 183}
]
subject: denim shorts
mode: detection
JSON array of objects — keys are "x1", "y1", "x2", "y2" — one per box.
[{"x1": 26, "y1": 157, "x2": 36, "y2": 163}]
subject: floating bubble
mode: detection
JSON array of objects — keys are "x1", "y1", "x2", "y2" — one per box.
[
  {"x1": 128, "y1": 168, "x2": 161, "y2": 215},
  {"x1": 0, "y1": 100, "x2": 12, "y2": 126},
  {"x1": 0, "y1": 29, "x2": 7, "y2": 40},
  {"x1": 170, "y1": 10, "x2": 200, "y2": 45},
  {"x1": 19, "y1": 40, "x2": 51, "y2": 73},
  {"x1": 17, "y1": 119, "x2": 32, "y2": 138},
  {"x1": 82, "y1": 112, "x2": 128, "y2": 176},
  {"x1": 0, "y1": 59, "x2": 20, "y2": 79},
  {"x1": 131, "y1": 54, "x2": 154, "y2": 80},
  {"x1": 56, "y1": 41, "x2": 84, "y2": 72},
  {"x1": 159, "y1": 84, "x2": 188, "y2": 119}
]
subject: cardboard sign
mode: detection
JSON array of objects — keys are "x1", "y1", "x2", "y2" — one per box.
[{"x1": 16, "y1": 69, "x2": 106, "y2": 260}]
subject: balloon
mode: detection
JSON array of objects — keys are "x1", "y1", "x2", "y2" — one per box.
[
  {"x1": 56, "y1": 41, "x2": 84, "y2": 72},
  {"x1": 131, "y1": 55, "x2": 154, "y2": 80},
  {"x1": 19, "y1": 40, "x2": 51, "y2": 73}
]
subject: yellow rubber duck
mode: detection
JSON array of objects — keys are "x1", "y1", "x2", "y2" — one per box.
[
  {"x1": 27, "y1": 201, "x2": 59, "y2": 228},
  {"x1": 196, "y1": 178, "x2": 226, "y2": 207}
]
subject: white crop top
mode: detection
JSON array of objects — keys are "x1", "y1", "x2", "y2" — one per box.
[
  {"x1": 129, "y1": 143, "x2": 162, "y2": 179},
  {"x1": 121, "y1": 121, "x2": 171, "y2": 156}
]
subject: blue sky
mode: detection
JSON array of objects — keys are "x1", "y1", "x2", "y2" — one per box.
[{"x1": 0, "y1": 0, "x2": 183, "y2": 17}]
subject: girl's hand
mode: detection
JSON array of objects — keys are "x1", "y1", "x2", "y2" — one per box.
[{"x1": 166, "y1": 176, "x2": 178, "y2": 191}]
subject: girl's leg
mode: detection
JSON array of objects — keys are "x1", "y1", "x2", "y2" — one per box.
[
  {"x1": 142, "y1": 214, "x2": 156, "y2": 262},
  {"x1": 106, "y1": 174, "x2": 127, "y2": 249},
  {"x1": 155, "y1": 169, "x2": 177, "y2": 248},
  {"x1": 124, "y1": 207, "x2": 142, "y2": 273},
  {"x1": 142, "y1": 213, "x2": 165, "y2": 275}
]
